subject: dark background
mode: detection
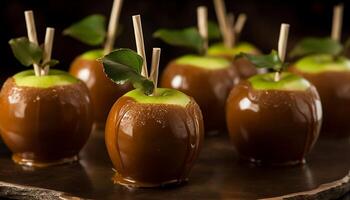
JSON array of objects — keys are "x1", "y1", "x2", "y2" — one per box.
[{"x1": 0, "y1": 0, "x2": 348, "y2": 78}]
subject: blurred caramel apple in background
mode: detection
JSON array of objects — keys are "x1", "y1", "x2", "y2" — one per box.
[
  {"x1": 155, "y1": 6, "x2": 239, "y2": 134},
  {"x1": 291, "y1": 54, "x2": 350, "y2": 137},
  {"x1": 289, "y1": 4, "x2": 350, "y2": 137},
  {"x1": 70, "y1": 50, "x2": 132, "y2": 127},
  {"x1": 208, "y1": 42, "x2": 260, "y2": 79},
  {"x1": 64, "y1": 1, "x2": 132, "y2": 127},
  {"x1": 161, "y1": 55, "x2": 238, "y2": 134},
  {"x1": 210, "y1": 1, "x2": 262, "y2": 79}
]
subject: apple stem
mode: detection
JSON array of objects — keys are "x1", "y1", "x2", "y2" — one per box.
[
  {"x1": 42, "y1": 27, "x2": 55, "y2": 76},
  {"x1": 213, "y1": 0, "x2": 231, "y2": 48},
  {"x1": 24, "y1": 10, "x2": 41, "y2": 77},
  {"x1": 226, "y1": 13, "x2": 235, "y2": 48},
  {"x1": 278, "y1": 23, "x2": 290, "y2": 63},
  {"x1": 234, "y1": 13, "x2": 247, "y2": 41},
  {"x1": 276, "y1": 23, "x2": 290, "y2": 82},
  {"x1": 197, "y1": 6, "x2": 208, "y2": 54},
  {"x1": 213, "y1": 0, "x2": 247, "y2": 48},
  {"x1": 132, "y1": 15, "x2": 148, "y2": 78},
  {"x1": 104, "y1": 0, "x2": 123, "y2": 55},
  {"x1": 274, "y1": 71, "x2": 281, "y2": 82},
  {"x1": 331, "y1": 4, "x2": 343, "y2": 42},
  {"x1": 150, "y1": 48, "x2": 161, "y2": 96}
]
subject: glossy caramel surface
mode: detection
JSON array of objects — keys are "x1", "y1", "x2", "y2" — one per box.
[
  {"x1": 70, "y1": 57, "x2": 132, "y2": 127},
  {"x1": 160, "y1": 62, "x2": 239, "y2": 133},
  {"x1": 291, "y1": 67, "x2": 350, "y2": 137},
  {"x1": 105, "y1": 96, "x2": 204, "y2": 187},
  {"x1": 0, "y1": 78, "x2": 93, "y2": 166},
  {"x1": 226, "y1": 81, "x2": 322, "y2": 165}
]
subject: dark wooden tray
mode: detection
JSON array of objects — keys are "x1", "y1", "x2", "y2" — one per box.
[{"x1": 0, "y1": 130, "x2": 349, "y2": 200}]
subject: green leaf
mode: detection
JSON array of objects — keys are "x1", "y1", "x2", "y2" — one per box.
[
  {"x1": 100, "y1": 48, "x2": 154, "y2": 95},
  {"x1": 63, "y1": 14, "x2": 106, "y2": 46},
  {"x1": 240, "y1": 50, "x2": 285, "y2": 72},
  {"x1": 42, "y1": 59, "x2": 59, "y2": 68},
  {"x1": 290, "y1": 37, "x2": 343, "y2": 58},
  {"x1": 153, "y1": 27, "x2": 203, "y2": 53},
  {"x1": 9, "y1": 37, "x2": 43, "y2": 67},
  {"x1": 208, "y1": 21, "x2": 221, "y2": 40}
]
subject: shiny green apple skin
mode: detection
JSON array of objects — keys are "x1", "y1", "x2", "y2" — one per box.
[
  {"x1": 294, "y1": 54, "x2": 350, "y2": 73},
  {"x1": 174, "y1": 55, "x2": 231, "y2": 70},
  {"x1": 125, "y1": 88, "x2": 191, "y2": 107},
  {"x1": 80, "y1": 49, "x2": 104, "y2": 60},
  {"x1": 207, "y1": 42, "x2": 259, "y2": 57},
  {"x1": 14, "y1": 69, "x2": 79, "y2": 88},
  {"x1": 248, "y1": 72, "x2": 312, "y2": 91}
]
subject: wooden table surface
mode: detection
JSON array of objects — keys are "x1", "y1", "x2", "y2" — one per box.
[{"x1": 0, "y1": 130, "x2": 349, "y2": 200}]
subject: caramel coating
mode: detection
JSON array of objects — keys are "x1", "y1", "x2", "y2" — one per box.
[
  {"x1": 70, "y1": 58, "x2": 132, "y2": 127},
  {"x1": 291, "y1": 67, "x2": 350, "y2": 137},
  {"x1": 0, "y1": 78, "x2": 93, "y2": 167},
  {"x1": 105, "y1": 96, "x2": 204, "y2": 187},
  {"x1": 161, "y1": 62, "x2": 239, "y2": 133},
  {"x1": 226, "y1": 81, "x2": 322, "y2": 165}
]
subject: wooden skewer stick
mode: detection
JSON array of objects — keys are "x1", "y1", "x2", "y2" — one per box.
[
  {"x1": 331, "y1": 4, "x2": 344, "y2": 42},
  {"x1": 150, "y1": 48, "x2": 161, "y2": 95},
  {"x1": 197, "y1": 6, "x2": 208, "y2": 54},
  {"x1": 226, "y1": 13, "x2": 235, "y2": 48},
  {"x1": 234, "y1": 13, "x2": 247, "y2": 36},
  {"x1": 42, "y1": 28, "x2": 55, "y2": 76},
  {"x1": 24, "y1": 10, "x2": 40, "y2": 76},
  {"x1": 275, "y1": 23, "x2": 290, "y2": 82},
  {"x1": 104, "y1": 0, "x2": 124, "y2": 54},
  {"x1": 213, "y1": 0, "x2": 231, "y2": 48},
  {"x1": 132, "y1": 15, "x2": 148, "y2": 78}
]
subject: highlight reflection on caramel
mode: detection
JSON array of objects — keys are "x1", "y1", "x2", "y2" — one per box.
[
  {"x1": 161, "y1": 62, "x2": 239, "y2": 133},
  {"x1": 291, "y1": 68, "x2": 350, "y2": 137},
  {"x1": 0, "y1": 78, "x2": 93, "y2": 167},
  {"x1": 226, "y1": 81, "x2": 322, "y2": 165},
  {"x1": 70, "y1": 58, "x2": 132, "y2": 127},
  {"x1": 105, "y1": 96, "x2": 204, "y2": 187}
]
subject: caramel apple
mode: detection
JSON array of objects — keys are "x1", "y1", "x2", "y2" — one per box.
[
  {"x1": 106, "y1": 88, "x2": 203, "y2": 187},
  {"x1": 69, "y1": 50, "x2": 132, "y2": 127},
  {"x1": 208, "y1": 43, "x2": 260, "y2": 79},
  {"x1": 64, "y1": 0, "x2": 132, "y2": 127},
  {"x1": 161, "y1": 55, "x2": 238, "y2": 134},
  {"x1": 209, "y1": 0, "x2": 261, "y2": 79},
  {"x1": 155, "y1": 6, "x2": 239, "y2": 134},
  {"x1": 0, "y1": 11, "x2": 93, "y2": 167},
  {"x1": 226, "y1": 24, "x2": 322, "y2": 165},
  {"x1": 289, "y1": 5, "x2": 350, "y2": 137},
  {"x1": 291, "y1": 55, "x2": 350, "y2": 137},
  {"x1": 0, "y1": 70, "x2": 93, "y2": 166},
  {"x1": 101, "y1": 27, "x2": 203, "y2": 187}
]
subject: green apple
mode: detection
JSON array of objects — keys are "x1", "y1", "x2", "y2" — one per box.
[
  {"x1": 80, "y1": 49, "x2": 104, "y2": 60},
  {"x1": 14, "y1": 69, "x2": 79, "y2": 88},
  {"x1": 294, "y1": 54, "x2": 350, "y2": 73},
  {"x1": 248, "y1": 72, "x2": 311, "y2": 91},
  {"x1": 125, "y1": 88, "x2": 190, "y2": 107},
  {"x1": 207, "y1": 42, "x2": 258, "y2": 57},
  {"x1": 174, "y1": 55, "x2": 231, "y2": 70}
]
